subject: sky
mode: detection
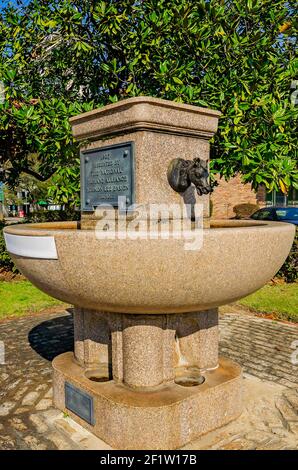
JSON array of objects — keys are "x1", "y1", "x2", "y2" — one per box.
[{"x1": 0, "y1": 0, "x2": 31, "y2": 9}]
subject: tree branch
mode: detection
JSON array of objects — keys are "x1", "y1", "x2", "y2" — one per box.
[{"x1": 20, "y1": 167, "x2": 56, "y2": 182}]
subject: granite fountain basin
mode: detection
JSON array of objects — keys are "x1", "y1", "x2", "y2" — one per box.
[
  {"x1": 3, "y1": 95, "x2": 297, "y2": 449},
  {"x1": 4, "y1": 218, "x2": 295, "y2": 314},
  {"x1": 4, "y1": 217, "x2": 295, "y2": 449}
]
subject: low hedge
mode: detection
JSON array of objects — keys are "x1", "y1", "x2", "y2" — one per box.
[
  {"x1": 0, "y1": 220, "x2": 17, "y2": 272},
  {"x1": 233, "y1": 203, "x2": 260, "y2": 219},
  {"x1": 25, "y1": 208, "x2": 80, "y2": 223},
  {"x1": 276, "y1": 227, "x2": 298, "y2": 283}
]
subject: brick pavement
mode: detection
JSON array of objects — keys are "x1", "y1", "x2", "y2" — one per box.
[{"x1": 0, "y1": 309, "x2": 297, "y2": 450}]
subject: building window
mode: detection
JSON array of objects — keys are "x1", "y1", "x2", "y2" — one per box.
[
  {"x1": 266, "y1": 188, "x2": 297, "y2": 206},
  {"x1": 288, "y1": 188, "x2": 298, "y2": 206}
]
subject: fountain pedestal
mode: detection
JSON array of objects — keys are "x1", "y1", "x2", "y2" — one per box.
[
  {"x1": 5, "y1": 97, "x2": 295, "y2": 449},
  {"x1": 53, "y1": 308, "x2": 242, "y2": 449},
  {"x1": 53, "y1": 98, "x2": 241, "y2": 448}
]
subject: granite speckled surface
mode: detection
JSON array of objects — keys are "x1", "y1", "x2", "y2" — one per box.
[
  {"x1": 5, "y1": 220, "x2": 295, "y2": 314},
  {"x1": 72, "y1": 97, "x2": 221, "y2": 220},
  {"x1": 70, "y1": 96, "x2": 221, "y2": 141},
  {"x1": 80, "y1": 131, "x2": 211, "y2": 218},
  {"x1": 71, "y1": 309, "x2": 219, "y2": 389},
  {"x1": 53, "y1": 352, "x2": 242, "y2": 450},
  {"x1": 4, "y1": 97, "x2": 296, "y2": 450}
]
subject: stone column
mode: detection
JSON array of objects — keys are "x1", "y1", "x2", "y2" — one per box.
[
  {"x1": 73, "y1": 308, "x2": 85, "y2": 366},
  {"x1": 174, "y1": 309, "x2": 219, "y2": 371},
  {"x1": 121, "y1": 315, "x2": 170, "y2": 389},
  {"x1": 73, "y1": 309, "x2": 112, "y2": 378},
  {"x1": 73, "y1": 308, "x2": 218, "y2": 390}
]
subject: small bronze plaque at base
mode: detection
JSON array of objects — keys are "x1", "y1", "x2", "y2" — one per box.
[
  {"x1": 81, "y1": 142, "x2": 134, "y2": 211},
  {"x1": 65, "y1": 382, "x2": 94, "y2": 425}
]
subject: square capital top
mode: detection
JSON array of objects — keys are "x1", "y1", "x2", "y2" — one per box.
[{"x1": 70, "y1": 96, "x2": 221, "y2": 141}]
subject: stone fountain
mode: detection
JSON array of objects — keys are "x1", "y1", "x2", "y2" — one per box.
[{"x1": 4, "y1": 97, "x2": 295, "y2": 449}]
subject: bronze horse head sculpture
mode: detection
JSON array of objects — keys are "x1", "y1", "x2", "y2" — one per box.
[{"x1": 167, "y1": 157, "x2": 213, "y2": 196}]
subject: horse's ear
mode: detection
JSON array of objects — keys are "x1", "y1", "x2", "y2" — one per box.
[{"x1": 167, "y1": 158, "x2": 191, "y2": 193}]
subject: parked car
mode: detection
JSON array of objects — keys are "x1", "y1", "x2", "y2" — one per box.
[{"x1": 250, "y1": 206, "x2": 298, "y2": 226}]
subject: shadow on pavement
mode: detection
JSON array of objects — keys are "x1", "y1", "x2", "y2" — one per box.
[{"x1": 28, "y1": 310, "x2": 74, "y2": 361}]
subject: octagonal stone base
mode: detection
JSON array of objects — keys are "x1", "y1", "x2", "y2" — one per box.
[
  {"x1": 52, "y1": 309, "x2": 242, "y2": 449},
  {"x1": 53, "y1": 354, "x2": 242, "y2": 450}
]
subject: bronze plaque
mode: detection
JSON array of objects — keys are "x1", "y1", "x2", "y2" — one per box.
[
  {"x1": 65, "y1": 382, "x2": 94, "y2": 425},
  {"x1": 81, "y1": 142, "x2": 134, "y2": 211}
]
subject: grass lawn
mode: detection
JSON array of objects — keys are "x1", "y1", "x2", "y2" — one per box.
[
  {"x1": 0, "y1": 279, "x2": 297, "y2": 323},
  {"x1": 239, "y1": 282, "x2": 298, "y2": 323},
  {"x1": 0, "y1": 280, "x2": 66, "y2": 320}
]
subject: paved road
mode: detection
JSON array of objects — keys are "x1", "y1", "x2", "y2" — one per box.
[{"x1": 0, "y1": 310, "x2": 297, "y2": 450}]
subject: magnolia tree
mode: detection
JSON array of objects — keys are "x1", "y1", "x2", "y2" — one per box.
[{"x1": 0, "y1": 0, "x2": 297, "y2": 207}]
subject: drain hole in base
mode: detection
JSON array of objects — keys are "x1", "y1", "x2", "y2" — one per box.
[
  {"x1": 174, "y1": 367, "x2": 205, "y2": 387},
  {"x1": 88, "y1": 376, "x2": 110, "y2": 383},
  {"x1": 85, "y1": 369, "x2": 111, "y2": 383},
  {"x1": 175, "y1": 375, "x2": 205, "y2": 387}
]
